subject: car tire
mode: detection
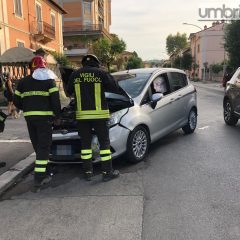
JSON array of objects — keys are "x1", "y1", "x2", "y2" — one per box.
[
  {"x1": 223, "y1": 99, "x2": 238, "y2": 126},
  {"x1": 126, "y1": 126, "x2": 150, "y2": 163},
  {"x1": 182, "y1": 108, "x2": 197, "y2": 134}
]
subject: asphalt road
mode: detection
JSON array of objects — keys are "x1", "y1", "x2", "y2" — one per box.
[{"x1": 1, "y1": 85, "x2": 240, "y2": 240}]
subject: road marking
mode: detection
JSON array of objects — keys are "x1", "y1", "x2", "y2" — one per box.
[
  {"x1": 198, "y1": 126, "x2": 209, "y2": 130},
  {"x1": 0, "y1": 139, "x2": 31, "y2": 143}
]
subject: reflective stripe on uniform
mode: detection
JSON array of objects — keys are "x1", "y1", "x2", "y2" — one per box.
[
  {"x1": 81, "y1": 154, "x2": 92, "y2": 160},
  {"x1": 14, "y1": 90, "x2": 21, "y2": 96},
  {"x1": 81, "y1": 149, "x2": 92, "y2": 160},
  {"x1": 35, "y1": 160, "x2": 48, "y2": 165},
  {"x1": 34, "y1": 167, "x2": 46, "y2": 173},
  {"x1": 49, "y1": 87, "x2": 59, "y2": 93},
  {"x1": 101, "y1": 155, "x2": 112, "y2": 161},
  {"x1": 100, "y1": 149, "x2": 111, "y2": 155},
  {"x1": 23, "y1": 111, "x2": 53, "y2": 116},
  {"x1": 75, "y1": 84, "x2": 82, "y2": 112},
  {"x1": 95, "y1": 83, "x2": 101, "y2": 111},
  {"x1": 21, "y1": 91, "x2": 50, "y2": 98},
  {"x1": 100, "y1": 149, "x2": 112, "y2": 161},
  {"x1": 81, "y1": 149, "x2": 92, "y2": 154},
  {"x1": 76, "y1": 109, "x2": 110, "y2": 120}
]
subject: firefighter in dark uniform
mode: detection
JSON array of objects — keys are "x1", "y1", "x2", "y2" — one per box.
[
  {"x1": 67, "y1": 54, "x2": 120, "y2": 181},
  {"x1": 14, "y1": 56, "x2": 61, "y2": 187}
]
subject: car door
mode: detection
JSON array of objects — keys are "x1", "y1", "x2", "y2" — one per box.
[
  {"x1": 140, "y1": 73, "x2": 178, "y2": 141},
  {"x1": 167, "y1": 71, "x2": 190, "y2": 126}
]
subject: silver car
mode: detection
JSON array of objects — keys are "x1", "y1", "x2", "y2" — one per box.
[{"x1": 51, "y1": 68, "x2": 197, "y2": 163}]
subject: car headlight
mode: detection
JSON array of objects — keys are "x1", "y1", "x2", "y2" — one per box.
[{"x1": 108, "y1": 109, "x2": 128, "y2": 127}]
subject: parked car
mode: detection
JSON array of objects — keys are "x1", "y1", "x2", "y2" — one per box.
[
  {"x1": 50, "y1": 68, "x2": 197, "y2": 163},
  {"x1": 223, "y1": 67, "x2": 240, "y2": 126}
]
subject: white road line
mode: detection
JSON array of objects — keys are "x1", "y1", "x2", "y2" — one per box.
[
  {"x1": 0, "y1": 139, "x2": 31, "y2": 143},
  {"x1": 198, "y1": 126, "x2": 209, "y2": 130}
]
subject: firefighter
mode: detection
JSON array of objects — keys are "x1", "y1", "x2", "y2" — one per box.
[
  {"x1": 13, "y1": 56, "x2": 61, "y2": 187},
  {"x1": 67, "y1": 54, "x2": 120, "y2": 182}
]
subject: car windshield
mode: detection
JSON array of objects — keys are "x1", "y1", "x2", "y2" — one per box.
[{"x1": 113, "y1": 73, "x2": 151, "y2": 98}]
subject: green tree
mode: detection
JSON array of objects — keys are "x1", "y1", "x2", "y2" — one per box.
[
  {"x1": 51, "y1": 52, "x2": 71, "y2": 66},
  {"x1": 166, "y1": 33, "x2": 188, "y2": 55},
  {"x1": 181, "y1": 53, "x2": 193, "y2": 70},
  {"x1": 224, "y1": 21, "x2": 240, "y2": 70},
  {"x1": 92, "y1": 35, "x2": 126, "y2": 71},
  {"x1": 211, "y1": 63, "x2": 223, "y2": 74},
  {"x1": 126, "y1": 52, "x2": 143, "y2": 69}
]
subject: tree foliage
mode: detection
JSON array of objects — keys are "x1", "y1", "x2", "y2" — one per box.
[
  {"x1": 92, "y1": 35, "x2": 126, "y2": 70},
  {"x1": 210, "y1": 63, "x2": 223, "y2": 74},
  {"x1": 224, "y1": 21, "x2": 240, "y2": 70},
  {"x1": 126, "y1": 52, "x2": 144, "y2": 69},
  {"x1": 51, "y1": 52, "x2": 72, "y2": 67},
  {"x1": 166, "y1": 33, "x2": 188, "y2": 55}
]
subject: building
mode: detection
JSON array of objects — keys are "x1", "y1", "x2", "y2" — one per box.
[
  {"x1": 57, "y1": 0, "x2": 112, "y2": 65},
  {"x1": 189, "y1": 21, "x2": 226, "y2": 80},
  {"x1": 0, "y1": 0, "x2": 67, "y2": 55}
]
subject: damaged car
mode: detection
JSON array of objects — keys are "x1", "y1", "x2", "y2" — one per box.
[{"x1": 50, "y1": 68, "x2": 197, "y2": 163}]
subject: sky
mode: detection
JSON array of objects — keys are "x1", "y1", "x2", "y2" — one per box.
[{"x1": 110, "y1": 0, "x2": 237, "y2": 61}]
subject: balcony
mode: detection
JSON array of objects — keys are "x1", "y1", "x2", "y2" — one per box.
[
  {"x1": 31, "y1": 21, "x2": 55, "y2": 43},
  {"x1": 63, "y1": 24, "x2": 111, "y2": 40}
]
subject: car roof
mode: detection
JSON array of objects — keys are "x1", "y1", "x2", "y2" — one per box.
[{"x1": 112, "y1": 67, "x2": 186, "y2": 75}]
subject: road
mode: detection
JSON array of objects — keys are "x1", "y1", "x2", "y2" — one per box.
[{"x1": 0, "y1": 84, "x2": 240, "y2": 240}]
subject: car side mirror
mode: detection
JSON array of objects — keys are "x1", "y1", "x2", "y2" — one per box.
[{"x1": 150, "y1": 93, "x2": 163, "y2": 108}]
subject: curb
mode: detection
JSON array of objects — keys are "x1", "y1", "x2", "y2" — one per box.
[{"x1": 0, "y1": 153, "x2": 35, "y2": 196}]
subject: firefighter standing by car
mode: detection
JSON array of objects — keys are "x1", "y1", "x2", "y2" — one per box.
[
  {"x1": 67, "y1": 54, "x2": 120, "y2": 181},
  {"x1": 13, "y1": 56, "x2": 61, "y2": 188}
]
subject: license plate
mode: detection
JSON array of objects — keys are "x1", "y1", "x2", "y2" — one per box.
[{"x1": 54, "y1": 145, "x2": 73, "y2": 155}]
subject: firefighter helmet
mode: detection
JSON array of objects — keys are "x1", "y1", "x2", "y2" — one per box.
[
  {"x1": 81, "y1": 54, "x2": 100, "y2": 66},
  {"x1": 31, "y1": 56, "x2": 47, "y2": 70}
]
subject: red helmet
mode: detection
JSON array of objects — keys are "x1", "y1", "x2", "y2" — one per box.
[{"x1": 31, "y1": 56, "x2": 47, "y2": 70}]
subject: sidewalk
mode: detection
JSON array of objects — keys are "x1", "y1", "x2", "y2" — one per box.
[{"x1": 191, "y1": 80, "x2": 224, "y2": 93}]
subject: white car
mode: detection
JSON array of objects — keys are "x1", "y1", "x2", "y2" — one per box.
[{"x1": 50, "y1": 68, "x2": 197, "y2": 163}]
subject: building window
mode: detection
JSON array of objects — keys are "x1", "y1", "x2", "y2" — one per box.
[
  {"x1": 17, "y1": 41, "x2": 24, "y2": 47},
  {"x1": 84, "y1": 2, "x2": 91, "y2": 14},
  {"x1": 36, "y1": 3, "x2": 42, "y2": 32},
  {"x1": 14, "y1": 0, "x2": 23, "y2": 17},
  {"x1": 51, "y1": 13, "x2": 55, "y2": 28}
]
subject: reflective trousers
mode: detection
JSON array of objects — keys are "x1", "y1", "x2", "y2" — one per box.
[
  {"x1": 26, "y1": 119, "x2": 52, "y2": 178},
  {"x1": 77, "y1": 120, "x2": 113, "y2": 173}
]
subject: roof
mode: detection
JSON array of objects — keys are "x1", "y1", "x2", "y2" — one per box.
[
  {"x1": 48, "y1": 0, "x2": 67, "y2": 14},
  {"x1": 0, "y1": 47, "x2": 35, "y2": 63}
]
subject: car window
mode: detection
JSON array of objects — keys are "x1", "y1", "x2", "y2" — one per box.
[
  {"x1": 113, "y1": 73, "x2": 151, "y2": 98},
  {"x1": 151, "y1": 73, "x2": 170, "y2": 95},
  {"x1": 168, "y1": 72, "x2": 188, "y2": 92}
]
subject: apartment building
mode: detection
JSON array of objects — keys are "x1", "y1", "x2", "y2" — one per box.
[
  {"x1": 189, "y1": 21, "x2": 226, "y2": 80},
  {"x1": 57, "y1": 0, "x2": 112, "y2": 65},
  {"x1": 0, "y1": 0, "x2": 67, "y2": 55}
]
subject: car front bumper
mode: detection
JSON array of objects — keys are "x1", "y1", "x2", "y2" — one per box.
[{"x1": 50, "y1": 124, "x2": 130, "y2": 163}]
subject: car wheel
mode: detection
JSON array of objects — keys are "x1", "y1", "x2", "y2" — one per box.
[
  {"x1": 223, "y1": 100, "x2": 238, "y2": 126},
  {"x1": 182, "y1": 108, "x2": 197, "y2": 134},
  {"x1": 127, "y1": 126, "x2": 150, "y2": 163}
]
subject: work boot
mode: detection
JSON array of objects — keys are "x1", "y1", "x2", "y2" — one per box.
[
  {"x1": 83, "y1": 171, "x2": 93, "y2": 181},
  {"x1": 82, "y1": 159, "x2": 93, "y2": 181},
  {"x1": 102, "y1": 170, "x2": 120, "y2": 182},
  {"x1": 34, "y1": 175, "x2": 52, "y2": 188}
]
